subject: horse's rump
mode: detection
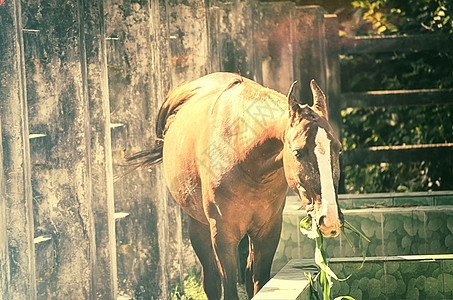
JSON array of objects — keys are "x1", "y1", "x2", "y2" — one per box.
[
  {"x1": 157, "y1": 72, "x2": 243, "y2": 139},
  {"x1": 127, "y1": 72, "x2": 244, "y2": 170}
]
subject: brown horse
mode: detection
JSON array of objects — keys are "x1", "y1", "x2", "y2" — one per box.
[{"x1": 127, "y1": 72, "x2": 344, "y2": 299}]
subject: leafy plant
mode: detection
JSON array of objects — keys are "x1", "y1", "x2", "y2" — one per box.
[
  {"x1": 341, "y1": 0, "x2": 453, "y2": 193},
  {"x1": 171, "y1": 268, "x2": 207, "y2": 300},
  {"x1": 300, "y1": 216, "x2": 370, "y2": 300}
]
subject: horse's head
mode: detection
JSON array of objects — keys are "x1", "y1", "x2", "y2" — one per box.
[{"x1": 283, "y1": 80, "x2": 343, "y2": 237}]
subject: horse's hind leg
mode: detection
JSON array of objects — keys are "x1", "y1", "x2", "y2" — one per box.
[
  {"x1": 188, "y1": 216, "x2": 221, "y2": 300},
  {"x1": 237, "y1": 235, "x2": 249, "y2": 284},
  {"x1": 245, "y1": 213, "x2": 283, "y2": 298}
]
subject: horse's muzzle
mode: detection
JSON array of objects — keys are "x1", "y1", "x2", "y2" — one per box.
[
  {"x1": 317, "y1": 210, "x2": 343, "y2": 238},
  {"x1": 319, "y1": 223, "x2": 341, "y2": 237}
]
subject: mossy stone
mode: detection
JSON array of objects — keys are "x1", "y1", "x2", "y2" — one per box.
[
  {"x1": 447, "y1": 217, "x2": 453, "y2": 233},
  {"x1": 424, "y1": 276, "x2": 441, "y2": 295},
  {"x1": 445, "y1": 234, "x2": 453, "y2": 250},
  {"x1": 367, "y1": 278, "x2": 382, "y2": 298},
  {"x1": 361, "y1": 218, "x2": 375, "y2": 238},
  {"x1": 395, "y1": 279, "x2": 407, "y2": 296},
  {"x1": 384, "y1": 218, "x2": 399, "y2": 233},
  {"x1": 427, "y1": 217, "x2": 443, "y2": 231},
  {"x1": 406, "y1": 287, "x2": 419, "y2": 300},
  {"x1": 443, "y1": 260, "x2": 453, "y2": 273},
  {"x1": 415, "y1": 275, "x2": 426, "y2": 291},
  {"x1": 375, "y1": 268, "x2": 384, "y2": 279},
  {"x1": 358, "y1": 277, "x2": 369, "y2": 291},
  {"x1": 350, "y1": 288, "x2": 363, "y2": 300},
  {"x1": 401, "y1": 235, "x2": 412, "y2": 251},
  {"x1": 403, "y1": 219, "x2": 416, "y2": 236},
  {"x1": 444, "y1": 273, "x2": 453, "y2": 293},
  {"x1": 385, "y1": 274, "x2": 398, "y2": 294},
  {"x1": 400, "y1": 262, "x2": 417, "y2": 274}
]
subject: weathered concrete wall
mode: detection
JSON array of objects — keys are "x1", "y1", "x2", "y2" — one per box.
[
  {"x1": 259, "y1": 1, "x2": 296, "y2": 94},
  {"x1": 0, "y1": 121, "x2": 9, "y2": 300},
  {"x1": 23, "y1": 0, "x2": 117, "y2": 297},
  {"x1": 0, "y1": 0, "x2": 117, "y2": 298},
  {"x1": 0, "y1": 0, "x2": 338, "y2": 298},
  {"x1": 168, "y1": 0, "x2": 212, "y2": 83},
  {"x1": 82, "y1": 1, "x2": 118, "y2": 297},
  {"x1": 104, "y1": 0, "x2": 176, "y2": 298},
  {"x1": 0, "y1": 0, "x2": 37, "y2": 299},
  {"x1": 213, "y1": 0, "x2": 260, "y2": 80},
  {"x1": 293, "y1": 5, "x2": 329, "y2": 105}
]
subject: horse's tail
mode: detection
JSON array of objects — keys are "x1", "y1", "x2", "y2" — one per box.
[
  {"x1": 125, "y1": 139, "x2": 164, "y2": 169},
  {"x1": 115, "y1": 139, "x2": 163, "y2": 181},
  {"x1": 121, "y1": 79, "x2": 199, "y2": 175},
  {"x1": 120, "y1": 73, "x2": 242, "y2": 180}
]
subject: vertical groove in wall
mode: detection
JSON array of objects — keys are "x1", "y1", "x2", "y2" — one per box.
[
  {"x1": 0, "y1": 119, "x2": 11, "y2": 299},
  {"x1": 76, "y1": 0, "x2": 97, "y2": 298},
  {"x1": 423, "y1": 212, "x2": 428, "y2": 254},
  {"x1": 380, "y1": 213, "x2": 385, "y2": 256},
  {"x1": 9, "y1": 0, "x2": 36, "y2": 298},
  {"x1": 99, "y1": 0, "x2": 119, "y2": 295}
]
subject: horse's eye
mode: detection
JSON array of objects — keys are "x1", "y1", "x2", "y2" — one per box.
[{"x1": 293, "y1": 149, "x2": 305, "y2": 159}]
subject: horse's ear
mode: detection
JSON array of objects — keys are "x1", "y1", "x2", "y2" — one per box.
[
  {"x1": 287, "y1": 81, "x2": 299, "y2": 117},
  {"x1": 310, "y1": 79, "x2": 328, "y2": 120}
]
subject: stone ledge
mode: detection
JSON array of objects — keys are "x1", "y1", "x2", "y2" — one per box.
[{"x1": 253, "y1": 260, "x2": 316, "y2": 300}]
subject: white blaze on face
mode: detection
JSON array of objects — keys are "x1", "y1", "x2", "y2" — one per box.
[{"x1": 314, "y1": 127, "x2": 339, "y2": 226}]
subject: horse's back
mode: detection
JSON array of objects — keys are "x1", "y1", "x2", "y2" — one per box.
[{"x1": 157, "y1": 73, "x2": 243, "y2": 137}]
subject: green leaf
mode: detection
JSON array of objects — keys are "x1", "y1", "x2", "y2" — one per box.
[
  {"x1": 300, "y1": 216, "x2": 319, "y2": 239},
  {"x1": 343, "y1": 220, "x2": 371, "y2": 243},
  {"x1": 305, "y1": 272, "x2": 321, "y2": 300},
  {"x1": 315, "y1": 247, "x2": 337, "y2": 282},
  {"x1": 300, "y1": 216, "x2": 311, "y2": 230},
  {"x1": 300, "y1": 215, "x2": 369, "y2": 299},
  {"x1": 341, "y1": 228, "x2": 356, "y2": 252},
  {"x1": 320, "y1": 270, "x2": 330, "y2": 300},
  {"x1": 342, "y1": 219, "x2": 370, "y2": 269}
]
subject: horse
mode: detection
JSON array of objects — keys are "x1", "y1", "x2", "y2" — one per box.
[{"x1": 126, "y1": 72, "x2": 344, "y2": 299}]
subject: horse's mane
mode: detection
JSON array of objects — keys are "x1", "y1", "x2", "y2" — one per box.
[{"x1": 125, "y1": 73, "x2": 243, "y2": 171}]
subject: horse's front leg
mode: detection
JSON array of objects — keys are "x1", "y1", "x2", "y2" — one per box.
[{"x1": 245, "y1": 213, "x2": 283, "y2": 298}]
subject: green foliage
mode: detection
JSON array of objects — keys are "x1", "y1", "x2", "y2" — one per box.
[
  {"x1": 171, "y1": 268, "x2": 207, "y2": 300},
  {"x1": 341, "y1": 0, "x2": 453, "y2": 193},
  {"x1": 352, "y1": 0, "x2": 452, "y2": 35},
  {"x1": 300, "y1": 216, "x2": 369, "y2": 299}
]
